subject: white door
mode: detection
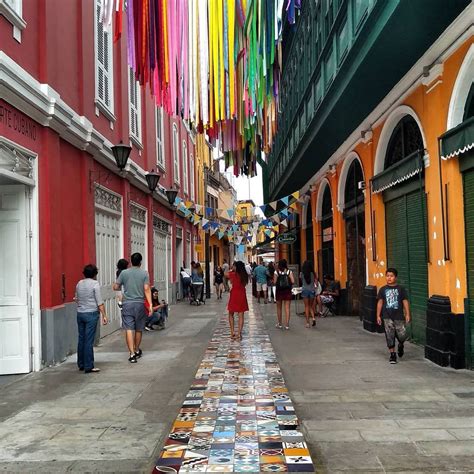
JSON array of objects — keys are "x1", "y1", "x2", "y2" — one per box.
[
  {"x1": 153, "y1": 228, "x2": 171, "y2": 302},
  {"x1": 95, "y1": 208, "x2": 121, "y2": 337},
  {"x1": 0, "y1": 185, "x2": 30, "y2": 374},
  {"x1": 176, "y1": 237, "x2": 183, "y2": 299},
  {"x1": 130, "y1": 203, "x2": 147, "y2": 268}
]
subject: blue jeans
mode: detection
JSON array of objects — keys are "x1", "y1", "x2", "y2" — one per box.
[
  {"x1": 77, "y1": 311, "x2": 99, "y2": 371},
  {"x1": 148, "y1": 307, "x2": 168, "y2": 327}
]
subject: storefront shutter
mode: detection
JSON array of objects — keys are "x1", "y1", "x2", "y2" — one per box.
[
  {"x1": 386, "y1": 191, "x2": 428, "y2": 345},
  {"x1": 406, "y1": 192, "x2": 428, "y2": 344},
  {"x1": 463, "y1": 170, "x2": 474, "y2": 362}
]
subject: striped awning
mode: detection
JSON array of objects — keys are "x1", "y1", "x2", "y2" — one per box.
[
  {"x1": 440, "y1": 116, "x2": 474, "y2": 160},
  {"x1": 371, "y1": 151, "x2": 424, "y2": 194}
]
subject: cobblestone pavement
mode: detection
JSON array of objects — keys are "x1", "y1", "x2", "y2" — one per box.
[{"x1": 1, "y1": 294, "x2": 474, "y2": 473}]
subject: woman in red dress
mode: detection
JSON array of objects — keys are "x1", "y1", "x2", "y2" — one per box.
[{"x1": 225, "y1": 261, "x2": 249, "y2": 341}]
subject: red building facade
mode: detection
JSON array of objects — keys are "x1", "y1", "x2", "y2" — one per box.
[{"x1": 0, "y1": 0, "x2": 197, "y2": 373}]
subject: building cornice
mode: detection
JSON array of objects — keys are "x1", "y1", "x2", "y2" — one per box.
[{"x1": 0, "y1": 51, "x2": 174, "y2": 210}]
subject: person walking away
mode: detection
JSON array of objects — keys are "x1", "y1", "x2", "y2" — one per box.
[
  {"x1": 274, "y1": 259, "x2": 294, "y2": 330},
  {"x1": 214, "y1": 266, "x2": 225, "y2": 299},
  {"x1": 191, "y1": 262, "x2": 205, "y2": 303},
  {"x1": 377, "y1": 268, "x2": 411, "y2": 364},
  {"x1": 225, "y1": 261, "x2": 249, "y2": 341},
  {"x1": 316, "y1": 274, "x2": 340, "y2": 316},
  {"x1": 75, "y1": 264, "x2": 108, "y2": 373},
  {"x1": 222, "y1": 259, "x2": 230, "y2": 292},
  {"x1": 180, "y1": 267, "x2": 192, "y2": 299},
  {"x1": 300, "y1": 261, "x2": 317, "y2": 328},
  {"x1": 115, "y1": 258, "x2": 129, "y2": 309},
  {"x1": 253, "y1": 258, "x2": 268, "y2": 304},
  {"x1": 113, "y1": 252, "x2": 152, "y2": 363},
  {"x1": 267, "y1": 262, "x2": 276, "y2": 303},
  {"x1": 145, "y1": 287, "x2": 168, "y2": 331}
]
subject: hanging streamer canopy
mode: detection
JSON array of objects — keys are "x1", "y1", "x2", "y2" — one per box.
[{"x1": 104, "y1": 0, "x2": 301, "y2": 177}]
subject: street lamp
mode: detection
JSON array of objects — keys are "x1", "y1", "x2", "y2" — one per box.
[
  {"x1": 145, "y1": 169, "x2": 160, "y2": 193},
  {"x1": 111, "y1": 142, "x2": 132, "y2": 171},
  {"x1": 166, "y1": 187, "x2": 179, "y2": 207}
]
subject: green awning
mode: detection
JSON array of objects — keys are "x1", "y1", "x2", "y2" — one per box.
[
  {"x1": 371, "y1": 151, "x2": 424, "y2": 194},
  {"x1": 440, "y1": 116, "x2": 474, "y2": 160}
]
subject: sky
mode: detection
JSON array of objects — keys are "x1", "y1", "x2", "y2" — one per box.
[{"x1": 221, "y1": 162, "x2": 264, "y2": 207}]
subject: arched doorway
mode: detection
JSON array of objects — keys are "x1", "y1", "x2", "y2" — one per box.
[
  {"x1": 377, "y1": 115, "x2": 428, "y2": 344},
  {"x1": 305, "y1": 200, "x2": 314, "y2": 265},
  {"x1": 318, "y1": 184, "x2": 334, "y2": 280},
  {"x1": 343, "y1": 159, "x2": 366, "y2": 315}
]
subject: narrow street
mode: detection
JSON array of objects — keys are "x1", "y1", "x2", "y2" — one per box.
[{"x1": 1, "y1": 293, "x2": 474, "y2": 472}]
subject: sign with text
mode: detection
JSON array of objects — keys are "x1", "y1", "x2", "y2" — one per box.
[
  {"x1": 0, "y1": 101, "x2": 37, "y2": 142},
  {"x1": 276, "y1": 232, "x2": 297, "y2": 244}
]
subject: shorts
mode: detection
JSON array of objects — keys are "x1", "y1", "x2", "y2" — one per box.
[
  {"x1": 301, "y1": 289, "x2": 316, "y2": 299},
  {"x1": 256, "y1": 282, "x2": 268, "y2": 292},
  {"x1": 121, "y1": 301, "x2": 147, "y2": 331},
  {"x1": 320, "y1": 295, "x2": 334, "y2": 304}
]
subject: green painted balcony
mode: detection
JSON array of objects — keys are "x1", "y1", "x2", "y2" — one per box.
[{"x1": 265, "y1": 0, "x2": 470, "y2": 201}]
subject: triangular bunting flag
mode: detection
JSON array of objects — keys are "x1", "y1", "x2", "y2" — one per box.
[
  {"x1": 218, "y1": 231, "x2": 225, "y2": 240},
  {"x1": 260, "y1": 205, "x2": 267, "y2": 213},
  {"x1": 281, "y1": 219, "x2": 288, "y2": 227},
  {"x1": 210, "y1": 227, "x2": 218, "y2": 236},
  {"x1": 273, "y1": 215, "x2": 281, "y2": 224},
  {"x1": 292, "y1": 191, "x2": 300, "y2": 200},
  {"x1": 268, "y1": 200, "x2": 278, "y2": 211},
  {"x1": 281, "y1": 195, "x2": 289, "y2": 206},
  {"x1": 195, "y1": 204, "x2": 203, "y2": 214},
  {"x1": 201, "y1": 218, "x2": 209, "y2": 228},
  {"x1": 227, "y1": 209, "x2": 234, "y2": 218},
  {"x1": 265, "y1": 229, "x2": 273, "y2": 237}
]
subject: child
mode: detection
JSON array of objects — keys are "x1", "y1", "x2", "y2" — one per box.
[
  {"x1": 115, "y1": 258, "x2": 129, "y2": 309},
  {"x1": 377, "y1": 268, "x2": 411, "y2": 364}
]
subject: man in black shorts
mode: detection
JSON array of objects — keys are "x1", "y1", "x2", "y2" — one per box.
[
  {"x1": 377, "y1": 268, "x2": 411, "y2": 364},
  {"x1": 113, "y1": 252, "x2": 152, "y2": 363}
]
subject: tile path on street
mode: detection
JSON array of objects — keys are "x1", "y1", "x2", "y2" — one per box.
[{"x1": 153, "y1": 302, "x2": 314, "y2": 473}]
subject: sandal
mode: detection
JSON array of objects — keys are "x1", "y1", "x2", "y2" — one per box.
[{"x1": 275, "y1": 323, "x2": 283, "y2": 329}]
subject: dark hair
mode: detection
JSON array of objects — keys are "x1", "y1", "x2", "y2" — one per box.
[
  {"x1": 324, "y1": 274, "x2": 334, "y2": 281},
  {"x1": 386, "y1": 267, "x2": 398, "y2": 277},
  {"x1": 278, "y1": 259, "x2": 288, "y2": 271},
  {"x1": 302, "y1": 260, "x2": 313, "y2": 285},
  {"x1": 116, "y1": 258, "x2": 129, "y2": 277},
  {"x1": 151, "y1": 286, "x2": 159, "y2": 305},
  {"x1": 131, "y1": 252, "x2": 142, "y2": 266},
  {"x1": 83, "y1": 264, "x2": 98, "y2": 279},
  {"x1": 235, "y1": 261, "x2": 249, "y2": 286},
  {"x1": 267, "y1": 261, "x2": 275, "y2": 276}
]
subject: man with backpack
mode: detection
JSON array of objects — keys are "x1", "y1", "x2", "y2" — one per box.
[{"x1": 273, "y1": 259, "x2": 294, "y2": 330}]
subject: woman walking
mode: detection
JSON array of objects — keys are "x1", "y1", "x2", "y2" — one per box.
[
  {"x1": 214, "y1": 265, "x2": 225, "y2": 299},
  {"x1": 75, "y1": 264, "x2": 108, "y2": 373},
  {"x1": 225, "y1": 261, "x2": 249, "y2": 341},
  {"x1": 300, "y1": 261, "x2": 317, "y2": 328},
  {"x1": 274, "y1": 259, "x2": 294, "y2": 330},
  {"x1": 191, "y1": 262, "x2": 205, "y2": 304}
]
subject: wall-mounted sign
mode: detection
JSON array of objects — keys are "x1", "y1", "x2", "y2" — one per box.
[
  {"x1": 323, "y1": 226, "x2": 333, "y2": 242},
  {"x1": 276, "y1": 232, "x2": 297, "y2": 244},
  {"x1": 0, "y1": 101, "x2": 37, "y2": 142}
]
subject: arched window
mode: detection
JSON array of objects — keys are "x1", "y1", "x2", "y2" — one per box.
[
  {"x1": 172, "y1": 124, "x2": 180, "y2": 184},
  {"x1": 322, "y1": 185, "x2": 332, "y2": 220},
  {"x1": 182, "y1": 140, "x2": 189, "y2": 194},
  {"x1": 385, "y1": 116, "x2": 424, "y2": 169},
  {"x1": 344, "y1": 160, "x2": 364, "y2": 210},
  {"x1": 463, "y1": 82, "x2": 474, "y2": 121}
]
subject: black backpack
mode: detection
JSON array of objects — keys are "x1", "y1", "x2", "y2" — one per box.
[{"x1": 276, "y1": 270, "x2": 291, "y2": 290}]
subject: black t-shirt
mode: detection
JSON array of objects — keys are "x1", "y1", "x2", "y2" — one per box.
[{"x1": 377, "y1": 285, "x2": 408, "y2": 320}]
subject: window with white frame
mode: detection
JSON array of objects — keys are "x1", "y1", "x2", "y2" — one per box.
[
  {"x1": 172, "y1": 124, "x2": 180, "y2": 184},
  {"x1": 156, "y1": 106, "x2": 165, "y2": 170},
  {"x1": 0, "y1": 0, "x2": 25, "y2": 42},
  {"x1": 190, "y1": 154, "x2": 195, "y2": 201},
  {"x1": 182, "y1": 140, "x2": 189, "y2": 194},
  {"x1": 128, "y1": 68, "x2": 142, "y2": 145},
  {"x1": 94, "y1": 0, "x2": 114, "y2": 115}
]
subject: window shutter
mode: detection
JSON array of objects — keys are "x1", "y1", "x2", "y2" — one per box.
[
  {"x1": 95, "y1": 0, "x2": 113, "y2": 111},
  {"x1": 190, "y1": 155, "x2": 195, "y2": 200},
  {"x1": 173, "y1": 125, "x2": 180, "y2": 183},
  {"x1": 129, "y1": 68, "x2": 142, "y2": 143},
  {"x1": 183, "y1": 141, "x2": 188, "y2": 194},
  {"x1": 156, "y1": 107, "x2": 164, "y2": 168}
]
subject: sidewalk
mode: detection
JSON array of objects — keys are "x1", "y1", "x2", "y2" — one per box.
[
  {"x1": 1, "y1": 295, "x2": 474, "y2": 473},
  {"x1": 0, "y1": 299, "x2": 222, "y2": 473},
  {"x1": 259, "y1": 301, "x2": 474, "y2": 473}
]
